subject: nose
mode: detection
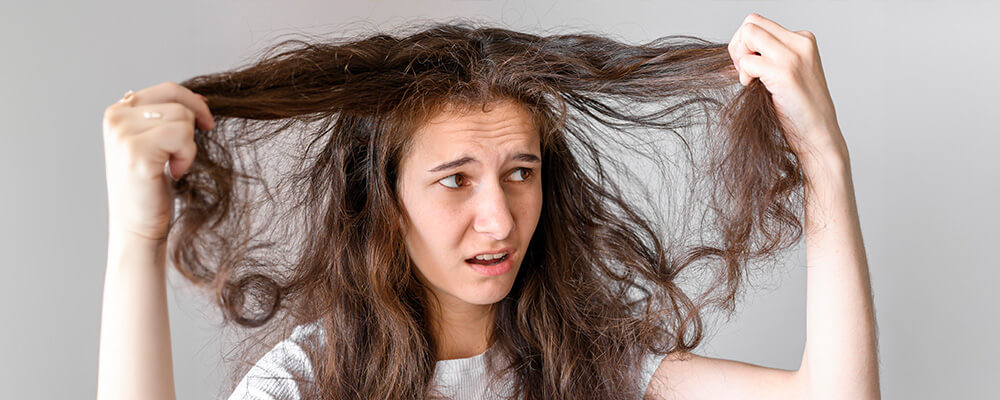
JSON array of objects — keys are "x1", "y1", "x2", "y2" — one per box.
[{"x1": 472, "y1": 179, "x2": 515, "y2": 241}]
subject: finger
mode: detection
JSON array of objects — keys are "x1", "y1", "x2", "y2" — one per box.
[
  {"x1": 123, "y1": 120, "x2": 196, "y2": 179},
  {"x1": 739, "y1": 22, "x2": 796, "y2": 65},
  {"x1": 737, "y1": 54, "x2": 780, "y2": 86},
  {"x1": 135, "y1": 120, "x2": 195, "y2": 158},
  {"x1": 728, "y1": 26, "x2": 750, "y2": 84},
  {"x1": 743, "y1": 13, "x2": 801, "y2": 45},
  {"x1": 794, "y1": 30, "x2": 818, "y2": 49},
  {"x1": 129, "y1": 82, "x2": 215, "y2": 131},
  {"x1": 168, "y1": 140, "x2": 198, "y2": 180},
  {"x1": 116, "y1": 103, "x2": 198, "y2": 137},
  {"x1": 795, "y1": 30, "x2": 815, "y2": 40}
]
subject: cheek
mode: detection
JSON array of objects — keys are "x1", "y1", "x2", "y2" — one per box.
[
  {"x1": 516, "y1": 186, "x2": 544, "y2": 231},
  {"x1": 412, "y1": 197, "x2": 463, "y2": 233},
  {"x1": 405, "y1": 195, "x2": 466, "y2": 258}
]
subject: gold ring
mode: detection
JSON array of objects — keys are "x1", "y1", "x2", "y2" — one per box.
[{"x1": 118, "y1": 90, "x2": 135, "y2": 106}]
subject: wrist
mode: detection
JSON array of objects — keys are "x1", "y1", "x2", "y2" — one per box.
[
  {"x1": 795, "y1": 127, "x2": 851, "y2": 184},
  {"x1": 801, "y1": 151, "x2": 850, "y2": 180},
  {"x1": 107, "y1": 230, "x2": 168, "y2": 271},
  {"x1": 109, "y1": 230, "x2": 167, "y2": 248}
]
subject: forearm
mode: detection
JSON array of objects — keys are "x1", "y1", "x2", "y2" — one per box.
[
  {"x1": 796, "y1": 149, "x2": 880, "y2": 399},
  {"x1": 96, "y1": 232, "x2": 177, "y2": 400}
]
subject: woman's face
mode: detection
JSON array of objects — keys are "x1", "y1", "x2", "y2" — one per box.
[{"x1": 397, "y1": 99, "x2": 543, "y2": 308}]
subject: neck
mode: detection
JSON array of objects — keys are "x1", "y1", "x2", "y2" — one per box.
[{"x1": 426, "y1": 290, "x2": 496, "y2": 360}]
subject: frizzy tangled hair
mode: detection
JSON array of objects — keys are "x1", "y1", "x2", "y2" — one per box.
[{"x1": 169, "y1": 20, "x2": 806, "y2": 400}]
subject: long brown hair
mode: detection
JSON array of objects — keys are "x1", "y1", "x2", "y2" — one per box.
[{"x1": 170, "y1": 19, "x2": 806, "y2": 399}]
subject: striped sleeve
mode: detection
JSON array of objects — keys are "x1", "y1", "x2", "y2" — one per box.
[
  {"x1": 227, "y1": 325, "x2": 319, "y2": 400},
  {"x1": 640, "y1": 351, "x2": 669, "y2": 398}
]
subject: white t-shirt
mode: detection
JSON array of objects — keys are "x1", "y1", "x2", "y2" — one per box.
[{"x1": 227, "y1": 321, "x2": 667, "y2": 399}]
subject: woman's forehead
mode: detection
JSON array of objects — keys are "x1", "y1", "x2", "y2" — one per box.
[{"x1": 407, "y1": 100, "x2": 540, "y2": 161}]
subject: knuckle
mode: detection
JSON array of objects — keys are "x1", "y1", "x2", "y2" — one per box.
[
  {"x1": 103, "y1": 107, "x2": 125, "y2": 126},
  {"x1": 169, "y1": 83, "x2": 184, "y2": 99},
  {"x1": 157, "y1": 81, "x2": 177, "y2": 91},
  {"x1": 109, "y1": 121, "x2": 134, "y2": 142},
  {"x1": 795, "y1": 31, "x2": 817, "y2": 51},
  {"x1": 742, "y1": 22, "x2": 761, "y2": 37},
  {"x1": 800, "y1": 34, "x2": 817, "y2": 49},
  {"x1": 164, "y1": 102, "x2": 195, "y2": 120},
  {"x1": 161, "y1": 81, "x2": 182, "y2": 97},
  {"x1": 170, "y1": 80, "x2": 194, "y2": 97}
]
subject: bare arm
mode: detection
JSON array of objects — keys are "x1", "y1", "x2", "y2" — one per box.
[
  {"x1": 646, "y1": 133, "x2": 879, "y2": 400},
  {"x1": 96, "y1": 81, "x2": 212, "y2": 400},
  {"x1": 796, "y1": 149, "x2": 880, "y2": 399},
  {"x1": 96, "y1": 232, "x2": 176, "y2": 400},
  {"x1": 649, "y1": 12, "x2": 880, "y2": 398}
]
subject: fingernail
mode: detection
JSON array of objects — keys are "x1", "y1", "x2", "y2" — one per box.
[{"x1": 165, "y1": 162, "x2": 177, "y2": 180}]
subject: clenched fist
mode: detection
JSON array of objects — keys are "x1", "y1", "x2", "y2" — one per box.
[{"x1": 102, "y1": 81, "x2": 215, "y2": 243}]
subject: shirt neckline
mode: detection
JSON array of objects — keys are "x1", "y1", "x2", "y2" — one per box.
[{"x1": 433, "y1": 342, "x2": 496, "y2": 376}]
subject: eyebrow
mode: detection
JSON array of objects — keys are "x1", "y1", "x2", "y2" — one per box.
[{"x1": 427, "y1": 153, "x2": 541, "y2": 173}]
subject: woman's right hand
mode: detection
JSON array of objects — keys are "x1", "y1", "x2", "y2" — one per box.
[{"x1": 102, "y1": 81, "x2": 215, "y2": 243}]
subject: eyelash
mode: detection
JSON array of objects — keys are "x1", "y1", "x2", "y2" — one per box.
[{"x1": 439, "y1": 167, "x2": 535, "y2": 189}]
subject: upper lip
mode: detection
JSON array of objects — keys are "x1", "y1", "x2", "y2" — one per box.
[{"x1": 466, "y1": 247, "x2": 514, "y2": 260}]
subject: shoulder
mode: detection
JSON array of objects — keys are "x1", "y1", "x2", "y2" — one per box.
[
  {"x1": 644, "y1": 350, "x2": 801, "y2": 400},
  {"x1": 639, "y1": 350, "x2": 670, "y2": 396},
  {"x1": 227, "y1": 321, "x2": 324, "y2": 400}
]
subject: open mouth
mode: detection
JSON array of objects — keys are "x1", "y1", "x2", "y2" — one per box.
[{"x1": 465, "y1": 254, "x2": 509, "y2": 266}]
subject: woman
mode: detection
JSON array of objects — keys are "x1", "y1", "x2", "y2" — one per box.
[{"x1": 97, "y1": 13, "x2": 879, "y2": 400}]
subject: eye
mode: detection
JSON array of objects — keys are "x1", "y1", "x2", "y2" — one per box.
[
  {"x1": 509, "y1": 167, "x2": 533, "y2": 182},
  {"x1": 437, "y1": 168, "x2": 534, "y2": 190},
  {"x1": 438, "y1": 173, "x2": 466, "y2": 189}
]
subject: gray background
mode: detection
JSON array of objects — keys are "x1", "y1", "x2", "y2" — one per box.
[{"x1": 2, "y1": 0, "x2": 998, "y2": 399}]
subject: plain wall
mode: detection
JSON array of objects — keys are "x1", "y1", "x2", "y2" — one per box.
[{"x1": 2, "y1": 0, "x2": 997, "y2": 399}]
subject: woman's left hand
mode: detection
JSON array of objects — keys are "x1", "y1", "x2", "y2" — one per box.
[{"x1": 728, "y1": 13, "x2": 849, "y2": 166}]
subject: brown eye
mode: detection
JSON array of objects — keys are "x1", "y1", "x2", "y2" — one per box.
[
  {"x1": 439, "y1": 173, "x2": 465, "y2": 189},
  {"x1": 510, "y1": 167, "x2": 533, "y2": 182}
]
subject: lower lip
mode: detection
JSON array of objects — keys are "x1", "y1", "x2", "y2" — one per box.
[{"x1": 465, "y1": 255, "x2": 513, "y2": 276}]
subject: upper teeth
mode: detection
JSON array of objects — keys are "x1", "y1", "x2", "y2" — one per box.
[{"x1": 474, "y1": 251, "x2": 507, "y2": 260}]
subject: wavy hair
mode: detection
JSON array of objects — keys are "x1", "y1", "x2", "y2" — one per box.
[{"x1": 170, "y1": 19, "x2": 806, "y2": 400}]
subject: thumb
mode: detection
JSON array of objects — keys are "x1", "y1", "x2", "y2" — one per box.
[{"x1": 168, "y1": 141, "x2": 198, "y2": 180}]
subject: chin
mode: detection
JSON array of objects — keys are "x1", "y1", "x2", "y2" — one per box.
[
  {"x1": 457, "y1": 267, "x2": 519, "y2": 304},
  {"x1": 460, "y1": 293, "x2": 510, "y2": 306}
]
